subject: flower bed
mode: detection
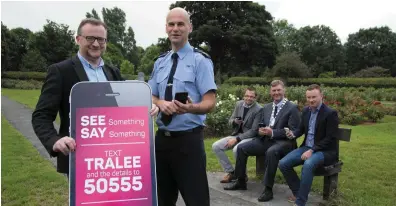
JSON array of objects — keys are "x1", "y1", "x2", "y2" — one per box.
[{"x1": 206, "y1": 85, "x2": 394, "y2": 135}]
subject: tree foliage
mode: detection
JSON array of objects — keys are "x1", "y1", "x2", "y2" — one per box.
[
  {"x1": 1, "y1": 26, "x2": 33, "y2": 71},
  {"x1": 120, "y1": 60, "x2": 134, "y2": 75},
  {"x1": 20, "y1": 49, "x2": 47, "y2": 72},
  {"x1": 272, "y1": 52, "x2": 311, "y2": 80},
  {"x1": 139, "y1": 45, "x2": 161, "y2": 75},
  {"x1": 290, "y1": 25, "x2": 346, "y2": 77},
  {"x1": 32, "y1": 20, "x2": 76, "y2": 66},
  {"x1": 102, "y1": 42, "x2": 124, "y2": 68},
  {"x1": 271, "y1": 19, "x2": 297, "y2": 54},
  {"x1": 345, "y1": 26, "x2": 396, "y2": 76},
  {"x1": 170, "y1": 1, "x2": 277, "y2": 81},
  {"x1": 1, "y1": 22, "x2": 11, "y2": 72}
]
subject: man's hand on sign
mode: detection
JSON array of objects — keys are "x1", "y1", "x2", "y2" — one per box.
[
  {"x1": 150, "y1": 104, "x2": 159, "y2": 117},
  {"x1": 157, "y1": 100, "x2": 177, "y2": 115},
  {"x1": 174, "y1": 96, "x2": 193, "y2": 114},
  {"x1": 53, "y1": 136, "x2": 76, "y2": 155}
]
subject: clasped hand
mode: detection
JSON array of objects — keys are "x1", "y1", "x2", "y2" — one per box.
[
  {"x1": 258, "y1": 126, "x2": 272, "y2": 136},
  {"x1": 301, "y1": 149, "x2": 313, "y2": 160},
  {"x1": 158, "y1": 97, "x2": 193, "y2": 115}
]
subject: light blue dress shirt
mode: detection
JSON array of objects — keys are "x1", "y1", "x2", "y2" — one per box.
[
  {"x1": 77, "y1": 52, "x2": 107, "y2": 82},
  {"x1": 148, "y1": 42, "x2": 217, "y2": 131},
  {"x1": 306, "y1": 103, "x2": 322, "y2": 148}
]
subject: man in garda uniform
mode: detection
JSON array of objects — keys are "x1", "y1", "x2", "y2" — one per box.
[
  {"x1": 148, "y1": 7, "x2": 217, "y2": 206},
  {"x1": 212, "y1": 87, "x2": 262, "y2": 183}
]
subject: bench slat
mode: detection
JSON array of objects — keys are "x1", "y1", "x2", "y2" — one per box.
[{"x1": 314, "y1": 161, "x2": 343, "y2": 176}]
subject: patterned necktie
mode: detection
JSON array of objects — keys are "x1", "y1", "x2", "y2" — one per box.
[{"x1": 161, "y1": 53, "x2": 179, "y2": 126}]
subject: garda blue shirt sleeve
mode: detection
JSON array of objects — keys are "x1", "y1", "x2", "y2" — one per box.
[
  {"x1": 148, "y1": 60, "x2": 161, "y2": 97},
  {"x1": 195, "y1": 55, "x2": 217, "y2": 95}
]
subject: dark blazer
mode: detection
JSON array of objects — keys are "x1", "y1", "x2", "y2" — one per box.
[
  {"x1": 258, "y1": 101, "x2": 301, "y2": 142},
  {"x1": 229, "y1": 100, "x2": 262, "y2": 140},
  {"x1": 31, "y1": 55, "x2": 124, "y2": 174},
  {"x1": 293, "y1": 103, "x2": 339, "y2": 165}
]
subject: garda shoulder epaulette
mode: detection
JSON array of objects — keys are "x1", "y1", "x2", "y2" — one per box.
[
  {"x1": 154, "y1": 51, "x2": 170, "y2": 61},
  {"x1": 193, "y1": 48, "x2": 211, "y2": 59}
]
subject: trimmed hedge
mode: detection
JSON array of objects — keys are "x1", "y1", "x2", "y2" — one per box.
[
  {"x1": 3, "y1": 72, "x2": 394, "y2": 88},
  {"x1": 1, "y1": 79, "x2": 43, "y2": 90},
  {"x1": 121, "y1": 74, "x2": 149, "y2": 81},
  {"x1": 1, "y1": 71, "x2": 149, "y2": 82},
  {"x1": 2, "y1": 71, "x2": 47, "y2": 81},
  {"x1": 225, "y1": 77, "x2": 396, "y2": 88}
]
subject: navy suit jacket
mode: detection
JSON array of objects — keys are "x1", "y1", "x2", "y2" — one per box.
[{"x1": 293, "y1": 103, "x2": 339, "y2": 165}]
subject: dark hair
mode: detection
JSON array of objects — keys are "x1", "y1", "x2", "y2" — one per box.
[
  {"x1": 306, "y1": 84, "x2": 322, "y2": 93},
  {"x1": 245, "y1": 86, "x2": 257, "y2": 97},
  {"x1": 77, "y1": 18, "x2": 108, "y2": 35}
]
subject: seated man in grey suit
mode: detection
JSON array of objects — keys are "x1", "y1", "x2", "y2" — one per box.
[
  {"x1": 224, "y1": 80, "x2": 301, "y2": 203},
  {"x1": 212, "y1": 86, "x2": 262, "y2": 183}
]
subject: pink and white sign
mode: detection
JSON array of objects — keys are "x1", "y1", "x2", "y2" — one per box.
[{"x1": 74, "y1": 106, "x2": 152, "y2": 205}]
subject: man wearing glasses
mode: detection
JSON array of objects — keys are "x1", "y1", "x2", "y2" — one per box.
[
  {"x1": 31, "y1": 18, "x2": 159, "y2": 177},
  {"x1": 212, "y1": 87, "x2": 262, "y2": 183}
]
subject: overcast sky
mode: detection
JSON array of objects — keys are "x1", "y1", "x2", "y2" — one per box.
[{"x1": 1, "y1": 0, "x2": 396, "y2": 49}]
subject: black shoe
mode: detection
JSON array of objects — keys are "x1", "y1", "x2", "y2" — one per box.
[
  {"x1": 257, "y1": 189, "x2": 273, "y2": 202},
  {"x1": 223, "y1": 179, "x2": 247, "y2": 190},
  {"x1": 232, "y1": 175, "x2": 248, "y2": 182}
]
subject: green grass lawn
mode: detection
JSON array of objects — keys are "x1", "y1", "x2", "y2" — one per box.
[
  {"x1": 2, "y1": 88, "x2": 396, "y2": 206},
  {"x1": 2, "y1": 89, "x2": 41, "y2": 109},
  {"x1": 1, "y1": 115, "x2": 69, "y2": 206}
]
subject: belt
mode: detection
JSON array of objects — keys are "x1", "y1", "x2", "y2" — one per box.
[{"x1": 158, "y1": 126, "x2": 204, "y2": 137}]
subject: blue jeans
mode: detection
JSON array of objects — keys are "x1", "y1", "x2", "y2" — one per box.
[{"x1": 279, "y1": 146, "x2": 324, "y2": 206}]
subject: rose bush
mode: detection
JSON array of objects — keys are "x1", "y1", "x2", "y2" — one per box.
[{"x1": 205, "y1": 84, "x2": 394, "y2": 135}]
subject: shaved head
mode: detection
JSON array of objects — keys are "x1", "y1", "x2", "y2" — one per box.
[{"x1": 166, "y1": 7, "x2": 190, "y2": 23}]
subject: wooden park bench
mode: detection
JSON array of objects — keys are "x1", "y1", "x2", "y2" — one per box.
[{"x1": 255, "y1": 128, "x2": 352, "y2": 200}]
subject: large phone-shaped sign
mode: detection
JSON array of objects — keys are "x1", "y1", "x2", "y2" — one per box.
[{"x1": 69, "y1": 81, "x2": 157, "y2": 206}]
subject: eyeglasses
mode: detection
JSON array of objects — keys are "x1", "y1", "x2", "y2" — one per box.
[{"x1": 81, "y1": 36, "x2": 107, "y2": 44}]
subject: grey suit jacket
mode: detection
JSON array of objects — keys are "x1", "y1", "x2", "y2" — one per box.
[
  {"x1": 251, "y1": 101, "x2": 301, "y2": 141},
  {"x1": 228, "y1": 100, "x2": 262, "y2": 140}
]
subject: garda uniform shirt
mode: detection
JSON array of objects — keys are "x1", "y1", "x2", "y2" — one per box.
[{"x1": 148, "y1": 42, "x2": 217, "y2": 131}]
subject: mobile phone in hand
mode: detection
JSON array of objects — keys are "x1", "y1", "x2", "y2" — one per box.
[
  {"x1": 175, "y1": 92, "x2": 189, "y2": 104},
  {"x1": 259, "y1": 123, "x2": 266, "y2": 128},
  {"x1": 284, "y1": 127, "x2": 290, "y2": 133}
]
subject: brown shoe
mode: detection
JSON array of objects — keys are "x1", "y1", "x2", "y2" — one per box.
[
  {"x1": 220, "y1": 173, "x2": 236, "y2": 183},
  {"x1": 288, "y1": 195, "x2": 296, "y2": 203}
]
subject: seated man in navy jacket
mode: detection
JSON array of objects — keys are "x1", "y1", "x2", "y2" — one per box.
[{"x1": 279, "y1": 84, "x2": 339, "y2": 206}]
